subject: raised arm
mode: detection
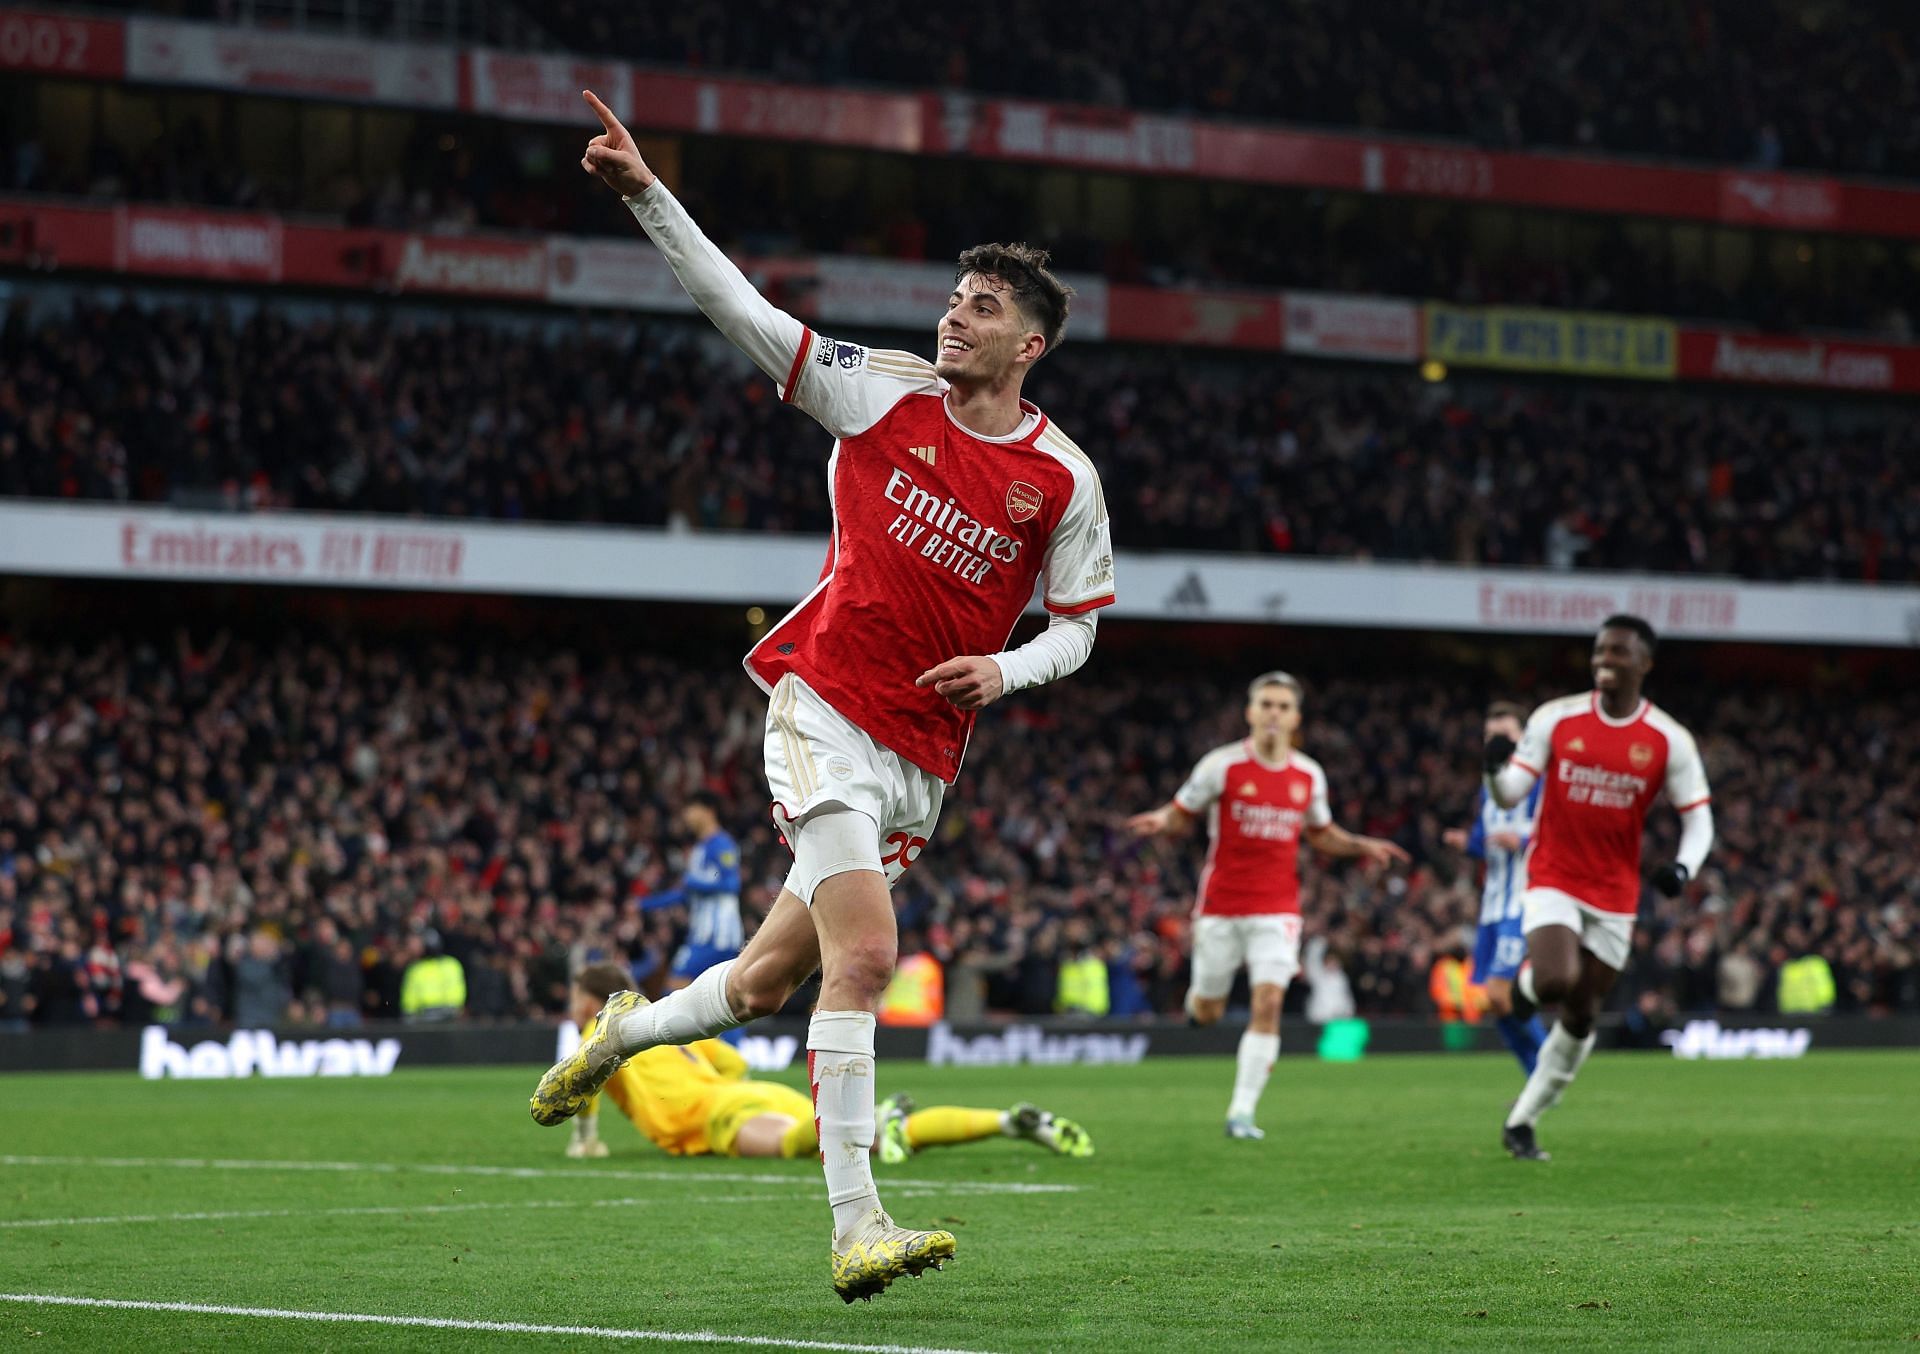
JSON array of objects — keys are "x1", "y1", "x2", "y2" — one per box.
[{"x1": 580, "y1": 89, "x2": 804, "y2": 386}]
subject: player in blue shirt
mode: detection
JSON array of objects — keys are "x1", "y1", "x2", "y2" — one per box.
[
  {"x1": 1445, "y1": 702, "x2": 1548, "y2": 1074},
  {"x1": 638, "y1": 791, "x2": 745, "y2": 991}
]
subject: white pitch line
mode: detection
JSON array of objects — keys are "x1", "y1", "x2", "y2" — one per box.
[
  {"x1": 0, "y1": 1154, "x2": 1080, "y2": 1195},
  {"x1": 0, "y1": 1195, "x2": 769, "y2": 1230},
  {"x1": 0, "y1": 1295, "x2": 995, "y2": 1354}
]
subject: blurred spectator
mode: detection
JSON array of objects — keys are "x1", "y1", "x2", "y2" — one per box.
[
  {"x1": 879, "y1": 930, "x2": 943, "y2": 1027},
  {"x1": 231, "y1": 929, "x2": 291, "y2": 1028},
  {"x1": 399, "y1": 932, "x2": 467, "y2": 1022}
]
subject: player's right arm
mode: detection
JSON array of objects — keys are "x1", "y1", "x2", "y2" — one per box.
[
  {"x1": 1486, "y1": 703, "x2": 1552, "y2": 808},
  {"x1": 581, "y1": 90, "x2": 932, "y2": 442},
  {"x1": 1126, "y1": 748, "x2": 1224, "y2": 838}
]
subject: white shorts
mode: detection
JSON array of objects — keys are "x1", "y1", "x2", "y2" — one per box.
[
  {"x1": 1190, "y1": 914, "x2": 1303, "y2": 999},
  {"x1": 764, "y1": 673, "x2": 944, "y2": 901},
  {"x1": 1521, "y1": 887, "x2": 1635, "y2": 971}
]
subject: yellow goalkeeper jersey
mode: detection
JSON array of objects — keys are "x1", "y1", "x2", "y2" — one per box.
[{"x1": 599, "y1": 1036, "x2": 749, "y2": 1156}]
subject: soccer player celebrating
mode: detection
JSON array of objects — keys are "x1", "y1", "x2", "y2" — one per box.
[
  {"x1": 1126, "y1": 672, "x2": 1408, "y2": 1139},
  {"x1": 1483, "y1": 616, "x2": 1712, "y2": 1161},
  {"x1": 533, "y1": 91, "x2": 1114, "y2": 1302},
  {"x1": 637, "y1": 792, "x2": 744, "y2": 992},
  {"x1": 1441, "y1": 701, "x2": 1548, "y2": 1075},
  {"x1": 562, "y1": 965, "x2": 1093, "y2": 1163}
]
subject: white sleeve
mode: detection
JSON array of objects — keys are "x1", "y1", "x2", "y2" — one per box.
[
  {"x1": 1489, "y1": 702, "x2": 1553, "y2": 807},
  {"x1": 1173, "y1": 749, "x2": 1228, "y2": 816},
  {"x1": 991, "y1": 612, "x2": 1097, "y2": 694},
  {"x1": 1664, "y1": 726, "x2": 1712, "y2": 813},
  {"x1": 1676, "y1": 801, "x2": 1714, "y2": 876},
  {"x1": 623, "y1": 182, "x2": 805, "y2": 388},
  {"x1": 1040, "y1": 458, "x2": 1116, "y2": 616},
  {"x1": 1305, "y1": 760, "x2": 1333, "y2": 830},
  {"x1": 783, "y1": 334, "x2": 945, "y2": 440}
]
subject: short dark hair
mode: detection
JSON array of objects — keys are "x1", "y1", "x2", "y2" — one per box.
[
  {"x1": 685, "y1": 789, "x2": 723, "y2": 816},
  {"x1": 1600, "y1": 613, "x2": 1658, "y2": 653},
  {"x1": 954, "y1": 243, "x2": 1074, "y2": 358},
  {"x1": 1486, "y1": 700, "x2": 1527, "y2": 723},
  {"x1": 573, "y1": 961, "x2": 633, "y2": 1002}
]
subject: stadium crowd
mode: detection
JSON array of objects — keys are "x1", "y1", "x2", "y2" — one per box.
[
  {"x1": 529, "y1": 0, "x2": 1920, "y2": 178},
  {"x1": 69, "y1": 0, "x2": 1916, "y2": 177},
  {"x1": 2, "y1": 626, "x2": 1914, "y2": 1031},
  {"x1": 5, "y1": 299, "x2": 1918, "y2": 582}
]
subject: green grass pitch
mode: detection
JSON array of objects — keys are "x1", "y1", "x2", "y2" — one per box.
[{"x1": 1, "y1": 1050, "x2": 1915, "y2": 1351}]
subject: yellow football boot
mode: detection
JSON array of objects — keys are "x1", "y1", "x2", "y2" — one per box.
[
  {"x1": 830, "y1": 1208, "x2": 957, "y2": 1303},
  {"x1": 529, "y1": 990, "x2": 645, "y2": 1127}
]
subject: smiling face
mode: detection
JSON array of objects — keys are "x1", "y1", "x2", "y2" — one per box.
[
  {"x1": 1244, "y1": 681, "x2": 1302, "y2": 745},
  {"x1": 1592, "y1": 625, "x2": 1653, "y2": 699},
  {"x1": 936, "y1": 272, "x2": 1044, "y2": 386}
]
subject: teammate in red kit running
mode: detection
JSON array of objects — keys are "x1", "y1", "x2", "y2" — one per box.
[
  {"x1": 1127, "y1": 672, "x2": 1408, "y2": 1139},
  {"x1": 1483, "y1": 615, "x2": 1713, "y2": 1161},
  {"x1": 530, "y1": 91, "x2": 1115, "y2": 1303}
]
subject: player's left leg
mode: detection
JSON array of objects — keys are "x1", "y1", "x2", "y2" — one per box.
[
  {"x1": 881, "y1": 1099, "x2": 1095, "y2": 1162},
  {"x1": 1225, "y1": 982, "x2": 1283, "y2": 1139},
  {"x1": 1504, "y1": 910, "x2": 1626, "y2": 1160},
  {"x1": 1224, "y1": 914, "x2": 1298, "y2": 1139},
  {"x1": 529, "y1": 898, "x2": 815, "y2": 1127}
]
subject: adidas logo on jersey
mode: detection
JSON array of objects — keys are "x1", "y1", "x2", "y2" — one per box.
[
  {"x1": 907, "y1": 445, "x2": 937, "y2": 466},
  {"x1": 1567, "y1": 737, "x2": 1586, "y2": 752}
]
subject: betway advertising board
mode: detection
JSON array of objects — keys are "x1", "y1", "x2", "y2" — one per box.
[{"x1": 3, "y1": 502, "x2": 1917, "y2": 647}]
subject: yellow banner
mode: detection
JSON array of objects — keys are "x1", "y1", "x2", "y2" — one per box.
[{"x1": 1424, "y1": 305, "x2": 1676, "y2": 379}]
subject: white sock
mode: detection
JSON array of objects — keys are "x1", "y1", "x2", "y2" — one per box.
[
  {"x1": 1227, "y1": 1030, "x2": 1280, "y2": 1121},
  {"x1": 608, "y1": 960, "x2": 741, "y2": 1055},
  {"x1": 1505, "y1": 1022, "x2": 1596, "y2": 1128},
  {"x1": 572, "y1": 1112, "x2": 599, "y2": 1142},
  {"x1": 809, "y1": 1009, "x2": 882, "y2": 1239}
]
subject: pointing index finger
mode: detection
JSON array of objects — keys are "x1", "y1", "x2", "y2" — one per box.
[{"x1": 582, "y1": 88, "x2": 623, "y2": 135}]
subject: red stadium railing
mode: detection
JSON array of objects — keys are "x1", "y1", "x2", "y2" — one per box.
[{"x1": 6, "y1": 193, "x2": 1920, "y2": 396}]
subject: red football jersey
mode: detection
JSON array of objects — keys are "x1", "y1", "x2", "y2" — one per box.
[
  {"x1": 747, "y1": 330, "x2": 1115, "y2": 782},
  {"x1": 1511, "y1": 692, "x2": 1712, "y2": 915},
  {"x1": 1174, "y1": 741, "x2": 1332, "y2": 916}
]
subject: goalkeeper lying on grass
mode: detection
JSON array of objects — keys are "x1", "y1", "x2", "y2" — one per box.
[{"x1": 562, "y1": 962, "x2": 1094, "y2": 1163}]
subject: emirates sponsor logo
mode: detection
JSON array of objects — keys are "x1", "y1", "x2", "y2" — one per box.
[
  {"x1": 1229, "y1": 799, "x2": 1304, "y2": 840},
  {"x1": 1005, "y1": 481, "x2": 1043, "y2": 523},
  {"x1": 1557, "y1": 760, "x2": 1647, "y2": 810},
  {"x1": 882, "y1": 466, "x2": 1021, "y2": 586},
  {"x1": 393, "y1": 237, "x2": 544, "y2": 295},
  {"x1": 1709, "y1": 335, "x2": 1892, "y2": 390}
]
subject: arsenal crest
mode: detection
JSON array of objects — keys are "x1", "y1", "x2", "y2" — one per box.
[
  {"x1": 1628, "y1": 743, "x2": 1654, "y2": 769},
  {"x1": 1290, "y1": 782, "x2": 1309, "y2": 804},
  {"x1": 1005, "y1": 481, "x2": 1043, "y2": 523}
]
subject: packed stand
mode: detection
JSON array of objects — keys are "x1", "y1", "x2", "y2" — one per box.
[
  {"x1": 526, "y1": 0, "x2": 1920, "y2": 178},
  {"x1": 5, "y1": 297, "x2": 1919, "y2": 583},
  {"x1": 2, "y1": 626, "x2": 1915, "y2": 1031}
]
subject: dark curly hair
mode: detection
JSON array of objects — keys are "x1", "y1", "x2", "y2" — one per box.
[{"x1": 954, "y1": 242, "x2": 1074, "y2": 358}]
